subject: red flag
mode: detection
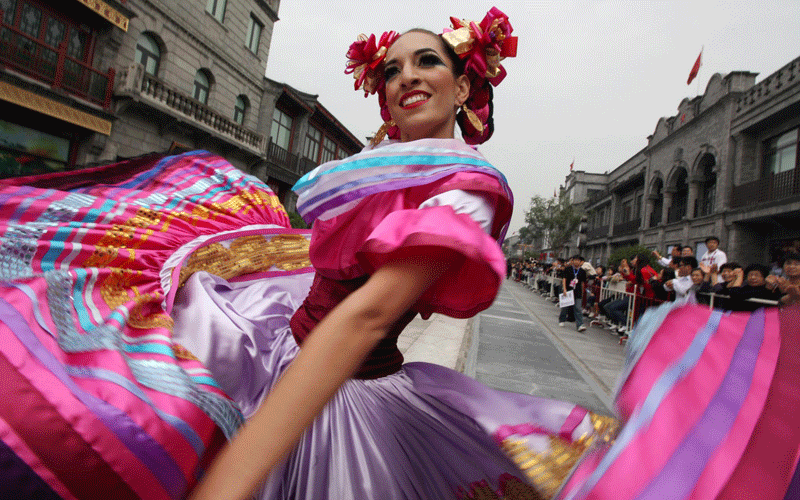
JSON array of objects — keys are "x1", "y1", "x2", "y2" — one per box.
[
  {"x1": 554, "y1": 189, "x2": 557, "y2": 198},
  {"x1": 687, "y1": 50, "x2": 702, "y2": 85},
  {"x1": 569, "y1": 159, "x2": 574, "y2": 171}
]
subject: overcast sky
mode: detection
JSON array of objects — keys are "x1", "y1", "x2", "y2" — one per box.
[{"x1": 264, "y1": 1, "x2": 800, "y2": 236}]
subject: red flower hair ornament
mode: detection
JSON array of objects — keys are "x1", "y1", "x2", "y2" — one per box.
[{"x1": 345, "y1": 7, "x2": 517, "y2": 146}]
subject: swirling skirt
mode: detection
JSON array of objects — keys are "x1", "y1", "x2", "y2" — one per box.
[{"x1": 2, "y1": 151, "x2": 798, "y2": 499}]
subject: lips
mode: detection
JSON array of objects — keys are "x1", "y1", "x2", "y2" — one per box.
[{"x1": 400, "y1": 91, "x2": 430, "y2": 109}]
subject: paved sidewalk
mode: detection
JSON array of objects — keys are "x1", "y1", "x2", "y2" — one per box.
[{"x1": 398, "y1": 314, "x2": 472, "y2": 372}]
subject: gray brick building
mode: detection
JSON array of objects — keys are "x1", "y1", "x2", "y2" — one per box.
[
  {"x1": 0, "y1": 0, "x2": 363, "y2": 212},
  {"x1": 576, "y1": 56, "x2": 800, "y2": 268}
]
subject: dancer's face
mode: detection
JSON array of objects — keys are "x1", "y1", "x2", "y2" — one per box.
[{"x1": 384, "y1": 31, "x2": 469, "y2": 142}]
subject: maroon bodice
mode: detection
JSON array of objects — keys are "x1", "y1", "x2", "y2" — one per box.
[{"x1": 289, "y1": 273, "x2": 417, "y2": 379}]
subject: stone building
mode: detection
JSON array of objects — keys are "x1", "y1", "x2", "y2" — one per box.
[
  {"x1": 0, "y1": 0, "x2": 363, "y2": 211},
  {"x1": 581, "y1": 55, "x2": 800, "y2": 267}
]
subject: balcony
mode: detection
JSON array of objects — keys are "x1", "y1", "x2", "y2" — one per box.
[
  {"x1": 0, "y1": 16, "x2": 114, "y2": 109},
  {"x1": 649, "y1": 210, "x2": 662, "y2": 228},
  {"x1": 587, "y1": 225, "x2": 609, "y2": 240},
  {"x1": 667, "y1": 202, "x2": 687, "y2": 223},
  {"x1": 613, "y1": 218, "x2": 641, "y2": 236},
  {"x1": 115, "y1": 64, "x2": 265, "y2": 154},
  {"x1": 730, "y1": 169, "x2": 799, "y2": 208},
  {"x1": 266, "y1": 140, "x2": 319, "y2": 178}
]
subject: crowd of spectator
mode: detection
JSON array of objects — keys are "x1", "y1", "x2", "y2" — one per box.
[{"x1": 509, "y1": 236, "x2": 800, "y2": 340}]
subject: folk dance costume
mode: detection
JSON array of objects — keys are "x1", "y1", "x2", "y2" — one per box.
[{"x1": 2, "y1": 6, "x2": 799, "y2": 500}]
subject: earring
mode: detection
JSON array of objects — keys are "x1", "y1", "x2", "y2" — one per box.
[
  {"x1": 371, "y1": 119, "x2": 396, "y2": 146},
  {"x1": 461, "y1": 104, "x2": 484, "y2": 133}
]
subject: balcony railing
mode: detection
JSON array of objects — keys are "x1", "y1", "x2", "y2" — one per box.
[
  {"x1": 649, "y1": 210, "x2": 662, "y2": 228},
  {"x1": 613, "y1": 218, "x2": 641, "y2": 235},
  {"x1": 587, "y1": 225, "x2": 609, "y2": 240},
  {"x1": 730, "y1": 169, "x2": 799, "y2": 208},
  {"x1": 266, "y1": 140, "x2": 320, "y2": 176},
  {"x1": 115, "y1": 64, "x2": 265, "y2": 152},
  {"x1": 667, "y1": 202, "x2": 687, "y2": 223},
  {"x1": 0, "y1": 14, "x2": 114, "y2": 109}
]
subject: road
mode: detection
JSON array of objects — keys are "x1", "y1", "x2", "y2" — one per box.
[{"x1": 466, "y1": 280, "x2": 626, "y2": 415}]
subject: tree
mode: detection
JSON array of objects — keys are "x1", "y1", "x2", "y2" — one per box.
[{"x1": 521, "y1": 194, "x2": 581, "y2": 256}]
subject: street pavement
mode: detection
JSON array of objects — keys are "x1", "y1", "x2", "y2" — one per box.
[
  {"x1": 467, "y1": 280, "x2": 625, "y2": 415},
  {"x1": 398, "y1": 279, "x2": 626, "y2": 416}
]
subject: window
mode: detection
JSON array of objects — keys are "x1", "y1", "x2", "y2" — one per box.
[
  {"x1": 246, "y1": 15, "x2": 263, "y2": 54},
  {"x1": 766, "y1": 128, "x2": 798, "y2": 175},
  {"x1": 0, "y1": 0, "x2": 16, "y2": 24},
  {"x1": 304, "y1": 126, "x2": 321, "y2": 161},
  {"x1": 321, "y1": 137, "x2": 337, "y2": 163},
  {"x1": 135, "y1": 33, "x2": 160, "y2": 76},
  {"x1": 3, "y1": 0, "x2": 92, "y2": 75},
  {"x1": 234, "y1": 95, "x2": 247, "y2": 125},
  {"x1": 205, "y1": 0, "x2": 226, "y2": 23},
  {"x1": 270, "y1": 109, "x2": 293, "y2": 150},
  {"x1": 337, "y1": 148, "x2": 349, "y2": 160},
  {"x1": 193, "y1": 69, "x2": 211, "y2": 104}
]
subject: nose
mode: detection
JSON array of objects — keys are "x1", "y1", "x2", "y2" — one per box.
[{"x1": 398, "y1": 64, "x2": 420, "y2": 87}]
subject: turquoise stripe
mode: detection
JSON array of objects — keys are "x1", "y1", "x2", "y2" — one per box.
[
  {"x1": 123, "y1": 342, "x2": 176, "y2": 357},
  {"x1": 40, "y1": 227, "x2": 74, "y2": 273},
  {"x1": 81, "y1": 199, "x2": 117, "y2": 224},
  {"x1": 294, "y1": 153, "x2": 496, "y2": 191},
  {"x1": 190, "y1": 376, "x2": 222, "y2": 389},
  {"x1": 71, "y1": 269, "x2": 97, "y2": 332}
]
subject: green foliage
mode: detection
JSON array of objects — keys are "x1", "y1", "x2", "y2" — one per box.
[
  {"x1": 607, "y1": 244, "x2": 662, "y2": 271},
  {"x1": 287, "y1": 211, "x2": 308, "y2": 229},
  {"x1": 521, "y1": 194, "x2": 581, "y2": 254}
]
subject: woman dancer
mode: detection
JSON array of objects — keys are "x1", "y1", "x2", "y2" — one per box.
[{"x1": 2, "y1": 8, "x2": 799, "y2": 500}]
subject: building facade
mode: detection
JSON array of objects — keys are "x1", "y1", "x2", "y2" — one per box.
[
  {"x1": 580, "y1": 55, "x2": 800, "y2": 268},
  {"x1": 0, "y1": 0, "x2": 363, "y2": 212}
]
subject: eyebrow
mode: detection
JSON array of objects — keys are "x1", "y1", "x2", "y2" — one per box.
[{"x1": 384, "y1": 48, "x2": 439, "y2": 67}]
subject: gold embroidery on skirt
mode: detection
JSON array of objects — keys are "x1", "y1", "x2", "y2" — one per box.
[
  {"x1": 177, "y1": 233, "x2": 311, "y2": 287},
  {"x1": 501, "y1": 413, "x2": 619, "y2": 499}
]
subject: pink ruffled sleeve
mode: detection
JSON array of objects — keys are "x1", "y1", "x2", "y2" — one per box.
[{"x1": 355, "y1": 205, "x2": 506, "y2": 319}]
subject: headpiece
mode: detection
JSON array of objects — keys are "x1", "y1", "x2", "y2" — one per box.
[{"x1": 345, "y1": 7, "x2": 517, "y2": 146}]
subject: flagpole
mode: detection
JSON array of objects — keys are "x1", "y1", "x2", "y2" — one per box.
[{"x1": 696, "y1": 46, "x2": 703, "y2": 96}]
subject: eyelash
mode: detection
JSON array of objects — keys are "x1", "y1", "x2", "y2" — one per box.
[{"x1": 384, "y1": 53, "x2": 444, "y2": 80}]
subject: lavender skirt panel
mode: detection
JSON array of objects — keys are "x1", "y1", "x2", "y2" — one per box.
[{"x1": 171, "y1": 272, "x2": 572, "y2": 499}]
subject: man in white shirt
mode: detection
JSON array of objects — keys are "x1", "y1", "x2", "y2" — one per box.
[
  {"x1": 665, "y1": 257, "x2": 697, "y2": 298},
  {"x1": 699, "y1": 236, "x2": 727, "y2": 274},
  {"x1": 653, "y1": 246, "x2": 681, "y2": 268}
]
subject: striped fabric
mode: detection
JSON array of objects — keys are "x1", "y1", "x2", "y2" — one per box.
[
  {"x1": 293, "y1": 138, "x2": 513, "y2": 242},
  {"x1": 0, "y1": 151, "x2": 292, "y2": 499},
  {"x1": 557, "y1": 303, "x2": 800, "y2": 500}
]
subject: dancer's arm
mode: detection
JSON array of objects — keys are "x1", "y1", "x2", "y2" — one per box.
[{"x1": 188, "y1": 249, "x2": 454, "y2": 500}]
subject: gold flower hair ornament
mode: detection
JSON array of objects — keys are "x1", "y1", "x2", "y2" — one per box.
[
  {"x1": 345, "y1": 31, "x2": 400, "y2": 96},
  {"x1": 442, "y1": 8, "x2": 517, "y2": 86}
]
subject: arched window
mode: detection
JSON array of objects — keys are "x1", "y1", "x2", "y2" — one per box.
[
  {"x1": 668, "y1": 168, "x2": 688, "y2": 223},
  {"x1": 696, "y1": 155, "x2": 717, "y2": 217},
  {"x1": 650, "y1": 178, "x2": 663, "y2": 227},
  {"x1": 234, "y1": 95, "x2": 247, "y2": 125},
  {"x1": 135, "y1": 33, "x2": 161, "y2": 76},
  {"x1": 193, "y1": 69, "x2": 211, "y2": 104}
]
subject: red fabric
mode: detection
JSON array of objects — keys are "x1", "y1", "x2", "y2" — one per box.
[
  {"x1": 290, "y1": 274, "x2": 415, "y2": 379},
  {"x1": 687, "y1": 51, "x2": 702, "y2": 85}
]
